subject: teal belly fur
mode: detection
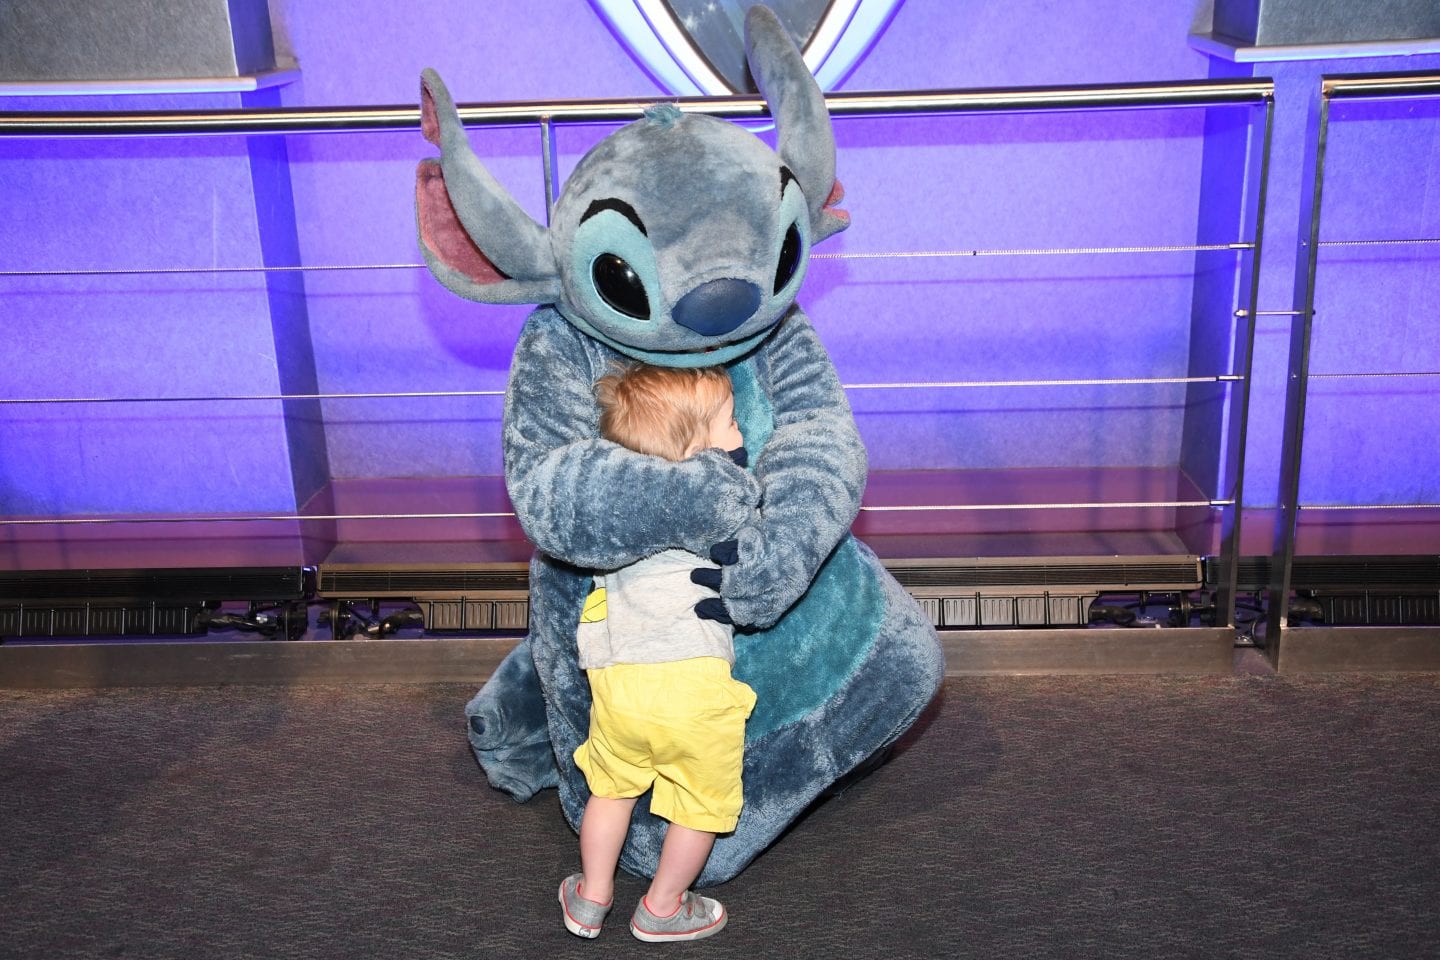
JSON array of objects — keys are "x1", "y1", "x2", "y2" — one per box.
[
  {"x1": 726, "y1": 358, "x2": 886, "y2": 739},
  {"x1": 734, "y1": 536, "x2": 884, "y2": 737},
  {"x1": 726, "y1": 357, "x2": 774, "y2": 467}
]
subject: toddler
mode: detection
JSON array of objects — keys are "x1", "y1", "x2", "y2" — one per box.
[{"x1": 558, "y1": 363, "x2": 755, "y2": 943}]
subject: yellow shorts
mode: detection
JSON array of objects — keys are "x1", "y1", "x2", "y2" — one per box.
[{"x1": 573, "y1": 658, "x2": 756, "y2": 834}]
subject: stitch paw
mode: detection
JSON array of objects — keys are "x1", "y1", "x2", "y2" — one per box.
[
  {"x1": 694, "y1": 597, "x2": 733, "y2": 624},
  {"x1": 710, "y1": 539, "x2": 740, "y2": 565}
]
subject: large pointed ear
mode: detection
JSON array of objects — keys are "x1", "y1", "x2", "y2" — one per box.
[
  {"x1": 744, "y1": 6, "x2": 850, "y2": 242},
  {"x1": 416, "y1": 68, "x2": 562, "y2": 304}
]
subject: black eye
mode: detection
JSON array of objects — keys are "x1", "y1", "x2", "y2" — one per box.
[
  {"x1": 592, "y1": 253, "x2": 650, "y2": 319},
  {"x1": 773, "y1": 223, "x2": 801, "y2": 294}
]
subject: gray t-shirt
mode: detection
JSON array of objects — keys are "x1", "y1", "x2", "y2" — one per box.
[{"x1": 577, "y1": 548, "x2": 736, "y2": 669}]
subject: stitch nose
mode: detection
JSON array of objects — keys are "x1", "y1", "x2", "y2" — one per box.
[{"x1": 672, "y1": 278, "x2": 761, "y2": 337}]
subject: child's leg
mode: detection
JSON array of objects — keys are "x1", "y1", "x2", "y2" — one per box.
[
  {"x1": 643, "y1": 823, "x2": 716, "y2": 916},
  {"x1": 579, "y1": 794, "x2": 638, "y2": 905}
]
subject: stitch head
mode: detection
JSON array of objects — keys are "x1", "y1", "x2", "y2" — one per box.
[{"x1": 416, "y1": 5, "x2": 849, "y2": 367}]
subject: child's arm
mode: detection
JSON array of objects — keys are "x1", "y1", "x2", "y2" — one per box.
[
  {"x1": 705, "y1": 308, "x2": 867, "y2": 628},
  {"x1": 504, "y1": 310, "x2": 762, "y2": 570}
]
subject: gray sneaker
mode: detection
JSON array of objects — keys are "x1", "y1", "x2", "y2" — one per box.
[
  {"x1": 559, "y1": 874, "x2": 612, "y2": 939},
  {"x1": 629, "y1": 891, "x2": 728, "y2": 943}
]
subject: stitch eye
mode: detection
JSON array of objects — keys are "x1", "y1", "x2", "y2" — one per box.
[
  {"x1": 593, "y1": 253, "x2": 650, "y2": 320},
  {"x1": 773, "y1": 223, "x2": 801, "y2": 294}
]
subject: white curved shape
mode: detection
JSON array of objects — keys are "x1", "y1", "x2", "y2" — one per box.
[
  {"x1": 810, "y1": 0, "x2": 904, "y2": 90},
  {"x1": 590, "y1": 0, "x2": 903, "y2": 95},
  {"x1": 803, "y1": 0, "x2": 859, "y2": 74},
  {"x1": 590, "y1": 0, "x2": 708, "y2": 95},
  {"x1": 634, "y1": 0, "x2": 734, "y2": 93}
]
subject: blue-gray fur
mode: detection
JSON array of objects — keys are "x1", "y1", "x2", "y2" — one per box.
[
  {"x1": 418, "y1": 70, "x2": 557, "y2": 297},
  {"x1": 469, "y1": 309, "x2": 943, "y2": 884},
  {"x1": 744, "y1": 8, "x2": 845, "y2": 243},
  {"x1": 424, "y1": 4, "x2": 944, "y2": 884},
  {"x1": 551, "y1": 110, "x2": 811, "y2": 365}
]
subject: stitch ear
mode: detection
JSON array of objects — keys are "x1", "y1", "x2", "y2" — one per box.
[
  {"x1": 744, "y1": 6, "x2": 849, "y2": 242},
  {"x1": 416, "y1": 69, "x2": 561, "y2": 304}
]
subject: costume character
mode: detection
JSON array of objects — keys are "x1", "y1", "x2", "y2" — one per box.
[{"x1": 415, "y1": 4, "x2": 944, "y2": 885}]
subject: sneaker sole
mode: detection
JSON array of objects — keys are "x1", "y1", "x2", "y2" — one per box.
[
  {"x1": 629, "y1": 909, "x2": 727, "y2": 943},
  {"x1": 559, "y1": 882, "x2": 603, "y2": 939}
]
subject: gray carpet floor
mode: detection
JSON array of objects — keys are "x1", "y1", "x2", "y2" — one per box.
[{"x1": 3, "y1": 662, "x2": 1438, "y2": 959}]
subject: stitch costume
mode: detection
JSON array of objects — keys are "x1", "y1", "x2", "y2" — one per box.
[{"x1": 415, "y1": 5, "x2": 945, "y2": 886}]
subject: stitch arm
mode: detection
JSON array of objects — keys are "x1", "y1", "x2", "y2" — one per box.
[
  {"x1": 504, "y1": 311, "x2": 762, "y2": 570},
  {"x1": 719, "y1": 309, "x2": 867, "y2": 628}
]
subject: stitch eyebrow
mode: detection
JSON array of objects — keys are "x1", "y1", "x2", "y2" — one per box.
[
  {"x1": 780, "y1": 165, "x2": 797, "y2": 198},
  {"x1": 581, "y1": 198, "x2": 647, "y2": 236}
]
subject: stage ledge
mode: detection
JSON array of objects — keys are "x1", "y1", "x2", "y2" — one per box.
[
  {"x1": 1189, "y1": 32, "x2": 1440, "y2": 62},
  {"x1": 1269, "y1": 626, "x2": 1440, "y2": 674},
  {"x1": 0, "y1": 636, "x2": 519, "y2": 689},
  {"x1": 941, "y1": 627, "x2": 1233, "y2": 677},
  {"x1": 0, "y1": 627, "x2": 1235, "y2": 689},
  {"x1": 0, "y1": 68, "x2": 299, "y2": 97}
]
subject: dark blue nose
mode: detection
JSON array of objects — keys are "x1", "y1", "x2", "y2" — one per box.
[{"x1": 672, "y1": 278, "x2": 761, "y2": 337}]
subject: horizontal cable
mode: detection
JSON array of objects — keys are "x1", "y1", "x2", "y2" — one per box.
[
  {"x1": 816, "y1": 242, "x2": 1251, "y2": 258},
  {"x1": 844, "y1": 375, "x2": 1241, "y2": 389},
  {"x1": 1317, "y1": 237, "x2": 1440, "y2": 247},
  {"x1": 0, "y1": 390, "x2": 505, "y2": 406},
  {"x1": 1309, "y1": 371, "x2": 1440, "y2": 380},
  {"x1": 0, "y1": 78, "x2": 1275, "y2": 138},
  {"x1": 859, "y1": 499, "x2": 1231, "y2": 512},
  {"x1": 0, "y1": 263, "x2": 418, "y2": 278},
  {"x1": 2, "y1": 376, "x2": 1240, "y2": 406},
  {"x1": 0, "y1": 242, "x2": 1253, "y2": 279},
  {"x1": 0, "y1": 499, "x2": 1233, "y2": 526},
  {"x1": 0, "y1": 512, "x2": 517, "y2": 526},
  {"x1": 1299, "y1": 502, "x2": 1440, "y2": 511}
]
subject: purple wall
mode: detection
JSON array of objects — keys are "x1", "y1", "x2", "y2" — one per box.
[
  {"x1": 1296, "y1": 94, "x2": 1440, "y2": 509},
  {"x1": 1239, "y1": 60, "x2": 1440, "y2": 511},
  {"x1": 2, "y1": 0, "x2": 1438, "y2": 556},
  {"x1": 0, "y1": 125, "x2": 300, "y2": 517},
  {"x1": 277, "y1": 0, "x2": 1226, "y2": 486}
]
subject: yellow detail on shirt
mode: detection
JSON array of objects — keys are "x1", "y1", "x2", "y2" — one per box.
[{"x1": 581, "y1": 587, "x2": 608, "y2": 623}]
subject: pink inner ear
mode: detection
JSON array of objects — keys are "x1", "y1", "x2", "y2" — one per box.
[
  {"x1": 416, "y1": 162, "x2": 510, "y2": 284},
  {"x1": 421, "y1": 82, "x2": 441, "y2": 146}
]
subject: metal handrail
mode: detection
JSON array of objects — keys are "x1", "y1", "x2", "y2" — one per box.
[
  {"x1": 1321, "y1": 73, "x2": 1440, "y2": 100},
  {"x1": 0, "y1": 78, "x2": 1274, "y2": 137}
]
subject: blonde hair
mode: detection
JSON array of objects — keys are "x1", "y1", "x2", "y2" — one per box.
[{"x1": 594, "y1": 364, "x2": 734, "y2": 462}]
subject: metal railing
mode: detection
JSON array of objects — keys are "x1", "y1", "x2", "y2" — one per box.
[
  {"x1": 0, "y1": 78, "x2": 1274, "y2": 137},
  {"x1": 1, "y1": 78, "x2": 1275, "y2": 622},
  {"x1": 1268, "y1": 72, "x2": 1440, "y2": 640}
]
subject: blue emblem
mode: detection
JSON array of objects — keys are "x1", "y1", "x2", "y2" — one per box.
[{"x1": 590, "y1": 0, "x2": 905, "y2": 94}]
